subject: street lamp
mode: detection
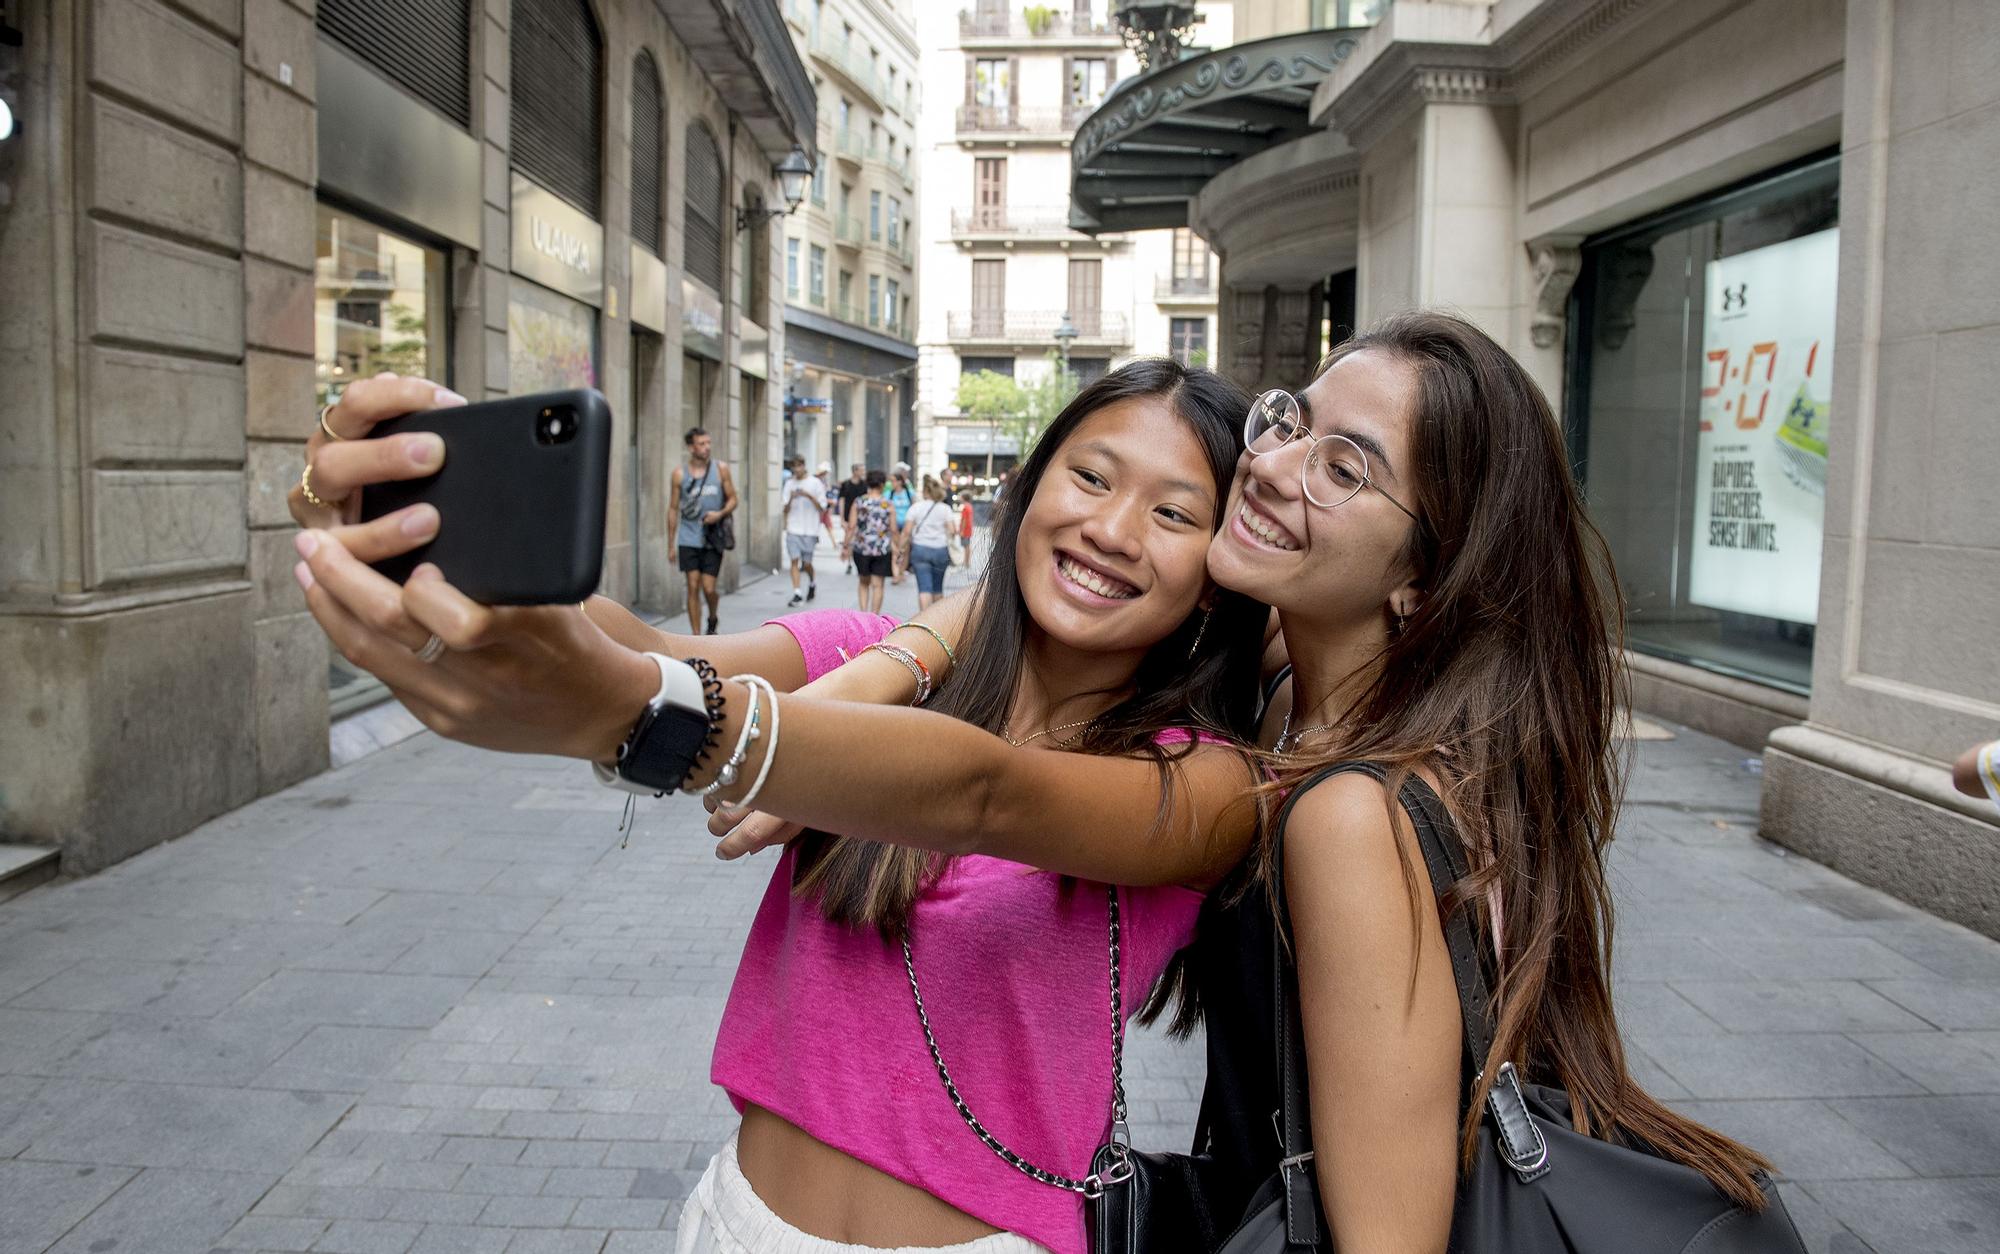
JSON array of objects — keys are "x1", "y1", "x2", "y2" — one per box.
[
  {"x1": 736, "y1": 146, "x2": 814, "y2": 231},
  {"x1": 1113, "y1": 2, "x2": 1202, "y2": 70},
  {"x1": 1053, "y1": 311, "x2": 1079, "y2": 381}
]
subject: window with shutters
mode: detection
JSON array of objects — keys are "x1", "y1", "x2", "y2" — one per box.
[
  {"x1": 1067, "y1": 259, "x2": 1102, "y2": 336},
  {"x1": 1068, "y1": 58, "x2": 1109, "y2": 109},
  {"x1": 1171, "y1": 228, "x2": 1212, "y2": 294},
  {"x1": 630, "y1": 52, "x2": 664, "y2": 256},
  {"x1": 683, "y1": 121, "x2": 725, "y2": 293},
  {"x1": 319, "y1": 0, "x2": 473, "y2": 129},
  {"x1": 510, "y1": 0, "x2": 603, "y2": 216},
  {"x1": 961, "y1": 355, "x2": 1013, "y2": 379},
  {"x1": 972, "y1": 59, "x2": 1009, "y2": 108},
  {"x1": 1170, "y1": 317, "x2": 1208, "y2": 364},
  {"x1": 973, "y1": 158, "x2": 1006, "y2": 229},
  {"x1": 971, "y1": 259, "x2": 1005, "y2": 336}
]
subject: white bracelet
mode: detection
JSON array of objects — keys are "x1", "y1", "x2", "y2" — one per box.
[
  {"x1": 729, "y1": 674, "x2": 782, "y2": 810},
  {"x1": 695, "y1": 679, "x2": 762, "y2": 797}
]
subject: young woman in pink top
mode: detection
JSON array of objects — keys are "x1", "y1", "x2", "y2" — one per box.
[{"x1": 289, "y1": 360, "x2": 1276, "y2": 1254}]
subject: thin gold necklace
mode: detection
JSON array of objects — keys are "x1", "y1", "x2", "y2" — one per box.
[{"x1": 1003, "y1": 718, "x2": 1095, "y2": 748}]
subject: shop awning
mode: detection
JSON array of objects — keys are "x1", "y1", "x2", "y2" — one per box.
[{"x1": 1068, "y1": 28, "x2": 1365, "y2": 234}]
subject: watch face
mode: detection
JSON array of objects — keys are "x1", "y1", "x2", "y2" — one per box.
[{"x1": 623, "y1": 704, "x2": 714, "y2": 793}]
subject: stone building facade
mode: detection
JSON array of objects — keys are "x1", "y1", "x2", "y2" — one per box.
[
  {"x1": 0, "y1": 0, "x2": 813, "y2": 873},
  {"x1": 1077, "y1": 0, "x2": 2000, "y2": 936},
  {"x1": 776, "y1": 0, "x2": 921, "y2": 475}
]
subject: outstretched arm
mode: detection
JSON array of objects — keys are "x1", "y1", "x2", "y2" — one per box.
[{"x1": 295, "y1": 531, "x2": 1250, "y2": 888}]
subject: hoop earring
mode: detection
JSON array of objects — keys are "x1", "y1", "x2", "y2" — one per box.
[{"x1": 1187, "y1": 607, "x2": 1212, "y2": 660}]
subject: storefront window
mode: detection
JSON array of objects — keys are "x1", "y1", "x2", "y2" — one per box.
[
  {"x1": 1572, "y1": 158, "x2": 1838, "y2": 693},
  {"x1": 314, "y1": 203, "x2": 449, "y2": 714},
  {"x1": 315, "y1": 203, "x2": 448, "y2": 409},
  {"x1": 508, "y1": 279, "x2": 599, "y2": 394}
]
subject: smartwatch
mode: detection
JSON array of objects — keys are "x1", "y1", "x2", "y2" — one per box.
[{"x1": 593, "y1": 652, "x2": 714, "y2": 796}]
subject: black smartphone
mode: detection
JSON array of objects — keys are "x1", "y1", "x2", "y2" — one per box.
[{"x1": 358, "y1": 388, "x2": 611, "y2": 605}]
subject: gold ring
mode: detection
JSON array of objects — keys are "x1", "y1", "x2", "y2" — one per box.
[
  {"x1": 300, "y1": 460, "x2": 347, "y2": 510},
  {"x1": 318, "y1": 402, "x2": 346, "y2": 442},
  {"x1": 414, "y1": 634, "x2": 447, "y2": 664}
]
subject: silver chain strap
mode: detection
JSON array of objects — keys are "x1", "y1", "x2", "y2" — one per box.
[{"x1": 902, "y1": 885, "x2": 1134, "y2": 1199}]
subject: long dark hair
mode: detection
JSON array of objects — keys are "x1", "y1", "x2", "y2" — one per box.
[
  {"x1": 1263, "y1": 311, "x2": 1771, "y2": 1208},
  {"x1": 791, "y1": 358, "x2": 1267, "y2": 936}
]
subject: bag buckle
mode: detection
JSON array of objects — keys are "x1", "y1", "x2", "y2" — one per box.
[{"x1": 1483, "y1": 1061, "x2": 1550, "y2": 1182}]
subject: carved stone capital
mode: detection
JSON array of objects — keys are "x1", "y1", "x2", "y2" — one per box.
[{"x1": 1527, "y1": 241, "x2": 1582, "y2": 350}]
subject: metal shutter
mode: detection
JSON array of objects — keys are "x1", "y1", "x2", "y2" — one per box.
[
  {"x1": 631, "y1": 53, "x2": 664, "y2": 256},
  {"x1": 684, "y1": 122, "x2": 724, "y2": 293},
  {"x1": 510, "y1": 0, "x2": 603, "y2": 217},
  {"x1": 319, "y1": 0, "x2": 472, "y2": 129}
]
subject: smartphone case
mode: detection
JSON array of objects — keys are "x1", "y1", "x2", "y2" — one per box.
[{"x1": 358, "y1": 388, "x2": 611, "y2": 605}]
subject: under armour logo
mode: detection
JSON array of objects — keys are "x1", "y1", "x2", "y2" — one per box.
[{"x1": 1721, "y1": 284, "x2": 1748, "y2": 311}]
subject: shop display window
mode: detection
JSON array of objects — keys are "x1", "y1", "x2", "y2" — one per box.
[{"x1": 1571, "y1": 157, "x2": 1839, "y2": 693}]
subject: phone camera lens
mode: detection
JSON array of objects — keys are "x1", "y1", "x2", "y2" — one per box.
[{"x1": 536, "y1": 406, "x2": 578, "y2": 446}]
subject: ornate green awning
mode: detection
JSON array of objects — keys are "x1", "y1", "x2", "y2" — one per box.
[{"x1": 1069, "y1": 28, "x2": 1364, "y2": 234}]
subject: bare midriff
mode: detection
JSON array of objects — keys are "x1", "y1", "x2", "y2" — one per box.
[{"x1": 736, "y1": 1104, "x2": 1006, "y2": 1246}]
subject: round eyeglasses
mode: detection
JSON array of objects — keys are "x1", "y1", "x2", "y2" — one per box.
[{"x1": 1243, "y1": 389, "x2": 1420, "y2": 522}]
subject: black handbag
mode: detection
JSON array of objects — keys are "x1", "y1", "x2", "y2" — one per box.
[{"x1": 1096, "y1": 762, "x2": 1807, "y2": 1253}]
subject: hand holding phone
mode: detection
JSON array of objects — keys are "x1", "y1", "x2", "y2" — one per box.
[{"x1": 358, "y1": 389, "x2": 612, "y2": 605}]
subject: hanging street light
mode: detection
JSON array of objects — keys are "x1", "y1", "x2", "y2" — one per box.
[
  {"x1": 1113, "y1": 2, "x2": 1202, "y2": 71},
  {"x1": 736, "y1": 146, "x2": 815, "y2": 231}
]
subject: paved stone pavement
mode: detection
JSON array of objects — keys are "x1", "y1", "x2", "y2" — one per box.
[{"x1": 4, "y1": 550, "x2": 1999, "y2": 1254}]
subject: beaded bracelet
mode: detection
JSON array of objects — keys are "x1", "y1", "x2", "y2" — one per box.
[
  {"x1": 693, "y1": 681, "x2": 762, "y2": 797},
  {"x1": 888, "y1": 621, "x2": 957, "y2": 668},
  {"x1": 726, "y1": 675, "x2": 782, "y2": 810},
  {"x1": 861, "y1": 641, "x2": 931, "y2": 706}
]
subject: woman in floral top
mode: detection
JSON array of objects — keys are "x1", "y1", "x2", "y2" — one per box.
[{"x1": 846, "y1": 469, "x2": 895, "y2": 613}]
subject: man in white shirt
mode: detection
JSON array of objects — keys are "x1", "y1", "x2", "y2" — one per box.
[{"x1": 783, "y1": 456, "x2": 828, "y2": 607}]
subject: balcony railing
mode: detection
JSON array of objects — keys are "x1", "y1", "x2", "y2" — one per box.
[
  {"x1": 834, "y1": 128, "x2": 866, "y2": 163},
  {"x1": 955, "y1": 103, "x2": 1096, "y2": 134},
  {"x1": 811, "y1": 29, "x2": 886, "y2": 105},
  {"x1": 1155, "y1": 274, "x2": 1216, "y2": 300},
  {"x1": 946, "y1": 309, "x2": 1130, "y2": 343},
  {"x1": 950, "y1": 205, "x2": 1083, "y2": 237},
  {"x1": 959, "y1": 11, "x2": 1117, "y2": 40},
  {"x1": 833, "y1": 213, "x2": 863, "y2": 246}
]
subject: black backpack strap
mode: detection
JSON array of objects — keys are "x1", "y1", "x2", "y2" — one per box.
[{"x1": 1394, "y1": 776, "x2": 1549, "y2": 1181}]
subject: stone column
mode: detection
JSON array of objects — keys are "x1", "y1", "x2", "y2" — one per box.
[
  {"x1": 0, "y1": 0, "x2": 311, "y2": 871},
  {"x1": 1759, "y1": 0, "x2": 2000, "y2": 938}
]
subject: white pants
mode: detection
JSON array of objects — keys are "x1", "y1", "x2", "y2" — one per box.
[{"x1": 676, "y1": 1134, "x2": 1054, "y2": 1254}]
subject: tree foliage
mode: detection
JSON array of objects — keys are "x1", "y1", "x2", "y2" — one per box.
[{"x1": 953, "y1": 352, "x2": 1079, "y2": 460}]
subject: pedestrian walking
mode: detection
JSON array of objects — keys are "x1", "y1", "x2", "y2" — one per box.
[
  {"x1": 782, "y1": 456, "x2": 827, "y2": 607},
  {"x1": 669, "y1": 427, "x2": 736, "y2": 635},
  {"x1": 899, "y1": 475, "x2": 955, "y2": 611},
  {"x1": 848, "y1": 469, "x2": 895, "y2": 615},
  {"x1": 836, "y1": 463, "x2": 866, "y2": 574},
  {"x1": 887, "y1": 463, "x2": 915, "y2": 585},
  {"x1": 958, "y1": 492, "x2": 976, "y2": 567}
]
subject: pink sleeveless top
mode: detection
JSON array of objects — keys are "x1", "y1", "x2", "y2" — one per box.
[{"x1": 711, "y1": 610, "x2": 1207, "y2": 1254}]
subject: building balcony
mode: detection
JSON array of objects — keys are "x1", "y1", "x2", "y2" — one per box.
[
  {"x1": 959, "y1": 10, "x2": 1118, "y2": 43},
  {"x1": 1155, "y1": 274, "x2": 1216, "y2": 302},
  {"x1": 810, "y1": 29, "x2": 886, "y2": 108},
  {"x1": 833, "y1": 128, "x2": 866, "y2": 166},
  {"x1": 955, "y1": 103, "x2": 1095, "y2": 137},
  {"x1": 833, "y1": 213, "x2": 863, "y2": 248},
  {"x1": 946, "y1": 309, "x2": 1130, "y2": 346},
  {"x1": 950, "y1": 204, "x2": 1090, "y2": 239}
]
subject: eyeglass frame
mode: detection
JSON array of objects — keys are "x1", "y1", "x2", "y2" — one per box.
[{"x1": 1242, "y1": 389, "x2": 1422, "y2": 525}]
